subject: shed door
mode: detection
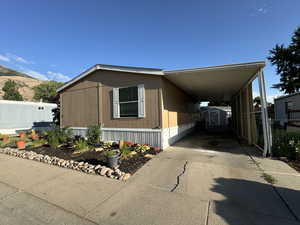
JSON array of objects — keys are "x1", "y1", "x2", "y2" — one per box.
[{"x1": 209, "y1": 111, "x2": 220, "y2": 127}]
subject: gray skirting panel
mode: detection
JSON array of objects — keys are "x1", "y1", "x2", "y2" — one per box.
[{"x1": 71, "y1": 127, "x2": 162, "y2": 148}]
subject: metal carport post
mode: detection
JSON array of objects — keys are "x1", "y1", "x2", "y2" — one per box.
[{"x1": 258, "y1": 69, "x2": 272, "y2": 157}]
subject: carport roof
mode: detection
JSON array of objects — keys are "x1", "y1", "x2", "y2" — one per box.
[
  {"x1": 57, "y1": 61, "x2": 265, "y2": 100},
  {"x1": 165, "y1": 61, "x2": 265, "y2": 102}
]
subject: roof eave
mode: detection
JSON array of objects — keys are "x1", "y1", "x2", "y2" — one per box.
[
  {"x1": 164, "y1": 61, "x2": 266, "y2": 74},
  {"x1": 56, "y1": 64, "x2": 164, "y2": 93}
]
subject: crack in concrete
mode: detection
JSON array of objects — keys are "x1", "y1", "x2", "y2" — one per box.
[{"x1": 170, "y1": 161, "x2": 188, "y2": 192}]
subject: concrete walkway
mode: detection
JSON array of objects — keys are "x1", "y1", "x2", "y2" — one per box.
[{"x1": 0, "y1": 132, "x2": 300, "y2": 225}]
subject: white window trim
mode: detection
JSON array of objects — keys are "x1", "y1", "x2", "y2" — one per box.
[{"x1": 113, "y1": 84, "x2": 145, "y2": 119}]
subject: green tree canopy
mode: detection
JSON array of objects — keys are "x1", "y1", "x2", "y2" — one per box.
[
  {"x1": 268, "y1": 26, "x2": 300, "y2": 94},
  {"x1": 33, "y1": 81, "x2": 63, "y2": 103},
  {"x1": 2, "y1": 80, "x2": 23, "y2": 101},
  {"x1": 253, "y1": 96, "x2": 261, "y2": 106}
]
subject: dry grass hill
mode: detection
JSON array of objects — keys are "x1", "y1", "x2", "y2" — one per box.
[{"x1": 0, "y1": 65, "x2": 43, "y2": 101}]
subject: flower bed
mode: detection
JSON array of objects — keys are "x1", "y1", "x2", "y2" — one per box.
[{"x1": 0, "y1": 126, "x2": 162, "y2": 180}]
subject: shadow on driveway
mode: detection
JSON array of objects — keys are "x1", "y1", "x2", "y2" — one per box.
[{"x1": 211, "y1": 177, "x2": 300, "y2": 225}]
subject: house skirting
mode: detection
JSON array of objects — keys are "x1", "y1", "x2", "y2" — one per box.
[
  {"x1": 71, "y1": 122, "x2": 195, "y2": 149},
  {"x1": 161, "y1": 122, "x2": 196, "y2": 149}
]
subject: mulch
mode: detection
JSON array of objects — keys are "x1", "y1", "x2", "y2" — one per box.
[
  {"x1": 26, "y1": 145, "x2": 161, "y2": 174},
  {"x1": 286, "y1": 160, "x2": 300, "y2": 173}
]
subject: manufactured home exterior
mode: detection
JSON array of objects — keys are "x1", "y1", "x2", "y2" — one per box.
[
  {"x1": 274, "y1": 93, "x2": 300, "y2": 126},
  {"x1": 57, "y1": 62, "x2": 272, "y2": 155},
  {"x1": 58, "y1": 65, "x2": 199, "y2": 149}
]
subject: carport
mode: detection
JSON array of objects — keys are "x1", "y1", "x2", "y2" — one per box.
[{"x1": 165, "y1": 61, "x2": 272, "y2": 156}]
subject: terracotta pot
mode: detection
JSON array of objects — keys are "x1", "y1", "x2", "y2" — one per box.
[
  {"x1": 2, "y1": 135, "x2": 9, "y2": 143},
  {"x1": 19, "y1": 132, "x2": 26, "y2": 139},
  {"x1": 16, "y1": 140, "x2": 26, "y2": 149}
]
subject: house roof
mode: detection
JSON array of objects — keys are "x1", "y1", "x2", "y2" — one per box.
[
  {"x1": 274, "y1": 92, "x2": 300, "y2": 101},
  {"x1": 57, "y1": 64, "x2": 163, "y2": 93},
  {"x1": 57, "y1": 61, "x2": 265, "y2": 102}
]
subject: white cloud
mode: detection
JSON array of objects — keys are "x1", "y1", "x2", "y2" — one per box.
[
  {"x1": 252, "y1": 91, "x2": 280, "y2": 104},
  {"x1": 0, "y1": 54, "x2": 10, "y2": 62},
  {"x1": 6, "y1": 53, "x2": 33, "y2": 64},
  {"x1": 257, "y1": 8, "x2": 267, "y2": 14},
  {"x1": 47, "y1": 71, "x2": 70, "y2": 82},
  {"x1": 24, "y1": 69, "x2": 48, "y2": 80}
]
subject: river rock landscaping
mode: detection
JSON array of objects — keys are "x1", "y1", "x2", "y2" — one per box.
[{"x1": 0, "y1": 126, "x2": 162, "y2": 181}]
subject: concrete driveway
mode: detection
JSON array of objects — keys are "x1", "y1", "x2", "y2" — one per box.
[{"x1": 0, "y1": 132, "x2": 299, "y2": 225}]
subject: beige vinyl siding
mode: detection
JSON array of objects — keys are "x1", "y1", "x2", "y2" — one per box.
[
  {"x1": 61, "y1": 86, "x2": 99, "y2": 127},
  {"x1": 161, "y1": 78, "x2": 198, "y2": 128},
  {"x1": 60, "y1": 70, "x2": 162, "y2": 129},
  {"x1": 100, "y1": 70, "x2": 161, "y2": 129}
]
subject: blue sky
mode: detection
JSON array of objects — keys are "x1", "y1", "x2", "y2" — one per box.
[{"x1": 0, "y1": 0, "x2": 299, "y2": 102}]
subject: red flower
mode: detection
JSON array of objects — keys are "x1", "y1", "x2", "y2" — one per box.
[{"x1": 125, "y1": 141, "x2": 134, "y2": 147}]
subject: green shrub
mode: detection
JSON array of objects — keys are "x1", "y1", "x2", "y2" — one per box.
[
  {"x1": 104, "y1": 150, "x2": 119, "y2": 157},
  {"x1": 133, "y1": 144, "x2": 150, "y2": 153},
  {"x1": 86, "y1": 125, "x2": 101, "y2": 146},
  {"x1": 59, "y1": 127, "x2": 73, "y2": 143},
  {"x1": 0, "y1": 141, "x2": 7, "y2": 148},
  {"x1": 48, "y1": 135, "x2": 60, "y2": 148},
  {"x1": 31, "y1": 139, "x2": 47, "y2": 148},
  {"x1": 272, "y1": 130, "x2": 300, "y2": 160},
  {"x1": 47, "y1": 128, "x2": 60, "y2": 148},
  {"x1": 74, "y1": 139, "x2": 89, "y2": 152},
  {"x1": 103, "y1": 141, "x2": 112, "y2": 149},
  {"x1": 120, "y1": 145, "x2": 132, "y2": 160},
  {"x1": 47, "y1": 126, "x2": 73, "y2": 148}
]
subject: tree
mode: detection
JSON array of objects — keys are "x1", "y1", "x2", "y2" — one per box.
[
  {"x1": 33, "y1": 81, "x2": 63, "y2": 103},
  {"x1": 2, "y1": 80, "x2": 23, "y2": 101},
  {"x1": 52, "y1": 94, "x2": 60, "y2": 125},
  {"x1": 268, "y1": 26, "x2": 300, "y2": 94},
  {"x1": 253, "y1": 96, "x2": 261, "y2": 106},
  {"x1": 208, "y1": 100, "x2": 230, "y2": 106}
]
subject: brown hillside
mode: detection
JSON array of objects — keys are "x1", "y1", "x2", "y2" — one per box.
[{"x1": 0, "y1": 76, "x2": 43, "y2": 101}]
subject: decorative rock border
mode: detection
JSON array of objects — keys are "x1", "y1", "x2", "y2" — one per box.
[{"x1": 0, "y1": 147, "x2": 130, "y2": 181}]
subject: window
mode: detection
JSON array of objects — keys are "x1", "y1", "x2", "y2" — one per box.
[
  {"x1": 119, "y1": 86, "x2": 138, "y2": 117},
  {"x1": 113, "y1": 84, "x2": 145, "y2": 118},
  {"x1": 285, "y1": 101, "x2": 293, "y2": 113}
]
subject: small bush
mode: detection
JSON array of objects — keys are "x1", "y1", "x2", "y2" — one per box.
[
  {"x1": 31, "y1": 139, "x2": 47, "y2": 148},
  {"x1": 86, "y1": 125, "x2": 101, "y2": 146},
  {"x1": 105, "y1": 150, "x2": 119, "y2": 157},
  {"x1": 48, "y1": 135, "x2": 60, "y2": 148},
  {"x1": 272, "y1": 130, "x2": 300, "y2": 160},
  {"x1": 74, "y1": 138, "x2": 89, "y2": 152},
  {"x1": 47, "y1": 126, "x2": 73, "y2": 148},
  {"x1": 103, "y1": 141, "x2": 112, "y2": 149},
  {"x1": 59, "y1": 127, "x2": 73, "y2": 143},
  {"x1": 47, "y1": 128, "x2": 60, "y2": 148},
  {"x1": 120, "y1": 145, "x2": 132, "y2": 160},
  {"x1": 134, "y1": 144, "x2": 150, "y2": 153}
]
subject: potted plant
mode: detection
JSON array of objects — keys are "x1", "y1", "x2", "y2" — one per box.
[
  {"x1": 105, "y1": 150, "x2": 119, "y2": 168},
  {"x1": 16, "y1": 139, "x2": 26, "y2": 149},
  {"x1": 2, "y1": 135, "x2": 9, "y2": 143}
]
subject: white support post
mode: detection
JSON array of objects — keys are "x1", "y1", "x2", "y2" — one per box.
[{"x1": 258, "y1": 69, "x2": 272, "y2": 156}]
